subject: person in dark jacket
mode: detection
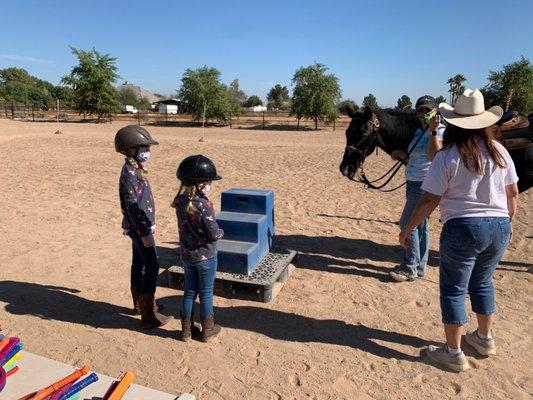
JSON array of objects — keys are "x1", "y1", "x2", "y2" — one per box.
[
  {"x1": 172, "y1": 154, "x2": 224, "y2": 343},
  {"x1": 115, "y1": 125, "x2": 173, "y2": 329}
]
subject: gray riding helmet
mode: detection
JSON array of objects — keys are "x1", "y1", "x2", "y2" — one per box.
[{"x1": 114, "y1": 125, "x2": 159, "y2": 154}]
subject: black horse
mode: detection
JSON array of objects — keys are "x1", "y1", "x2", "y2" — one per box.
[{"x1": 339, "y1": 105, "x2": 533, "y2": 193}]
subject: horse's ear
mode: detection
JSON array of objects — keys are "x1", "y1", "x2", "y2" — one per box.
[
  {"x1": 345, "y1": 104, "x2": 355, "y2": 118},
  {"x1": 363, "y1": 106, "x2": 373, "y2": 120}
]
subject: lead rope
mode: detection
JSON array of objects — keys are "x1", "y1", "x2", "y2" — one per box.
[{"x1": 357, "y1": 121, "x2": 428, "y2": 192}]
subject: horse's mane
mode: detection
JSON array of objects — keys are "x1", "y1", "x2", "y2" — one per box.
[{"x1": 375, "y1": 108, "x2": 420, "y2": 151}]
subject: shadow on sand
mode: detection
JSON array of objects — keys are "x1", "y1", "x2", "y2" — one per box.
[
  {"x1": 0, "y1": 281, "x2": 429, "y2": 363},
  {"x1": 274, "y1": 234, "x2": 439, "y2": 282}
]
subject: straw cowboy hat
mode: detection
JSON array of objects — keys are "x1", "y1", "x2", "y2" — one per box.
[{"x1": 439, "y1": 89, "x2": 503, "y2": 129}]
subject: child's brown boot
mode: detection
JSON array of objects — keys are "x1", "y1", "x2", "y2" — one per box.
[
  {"x1": 201, "y1": 316, "x2": 221, "y2": 343},
  {"x1": 138, "y1": 293, "x2": 173, "y2": 329}
]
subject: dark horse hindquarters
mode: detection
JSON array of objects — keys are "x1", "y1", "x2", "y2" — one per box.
[{"x1": 340, "y1": 106, "x2": 533, "y2": 193}]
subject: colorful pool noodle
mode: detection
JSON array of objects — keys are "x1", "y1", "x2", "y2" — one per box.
[
  {"x1": 1, "y1": 343, "x2": 23, "y2": 366},
  {"x1": 0, "y1": 337, "x2": 19, "y2": 362},
  {"x1": 103, "y1": 371, "x2": 135, "y2": 400},
  {"x1": 17, "y1": 364, "x2": 89, "y2": 400},
  {"x1": 0, "y1": 338, "x2": 10, "y2": 354},
  {"x1": 58, "y1": 373, "x2": 98, "y2": 400},
  {"x1": 6, "y1": 365, "x2": 19, "y2": 377},
  {"x1": 3, "y1": 351, "x2": 22, "y2": 371},
  {"x1": 0, "y1": 366, "x2": 6, "y2": 392},
  {"x1": 47, "y1": 382, "x2": 74, "y2": 400}
]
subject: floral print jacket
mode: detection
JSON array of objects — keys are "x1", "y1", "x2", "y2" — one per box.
[
  {"x1": 175, "y1": 194, "x2": 224, "y2": 264},
  {"x1": 119, "y1": 163, "x2": 155, "y2": 237}
]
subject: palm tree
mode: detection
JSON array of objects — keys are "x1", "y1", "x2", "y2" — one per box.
[{"x1": 447, "y1": 74, "x2": 467, "y2": 105}]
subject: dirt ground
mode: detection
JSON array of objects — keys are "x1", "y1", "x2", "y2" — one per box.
[{"x1": 0, "y1": 119, "x2": 531, "y2": 400}]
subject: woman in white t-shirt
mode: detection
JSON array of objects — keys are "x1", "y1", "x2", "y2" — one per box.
[{"x1": 398, "y1": 89, "x2": 519, "y2": 372}]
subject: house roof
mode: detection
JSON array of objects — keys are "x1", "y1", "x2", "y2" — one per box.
[{"x1": 153, "y1": 98, "x2": 183, "y2": 105}]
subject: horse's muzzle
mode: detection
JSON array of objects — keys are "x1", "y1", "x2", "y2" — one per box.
[{"x1": 340, "y1": 163, "x2": 357, "y2": 180}]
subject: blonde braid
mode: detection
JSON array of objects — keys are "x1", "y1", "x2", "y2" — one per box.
[
  {"x1": 170, "y1": 183, "x2": 198, "y2": 212},
  {"x1": 126, "y1": 156, "x2": 148, "y2": 180}
]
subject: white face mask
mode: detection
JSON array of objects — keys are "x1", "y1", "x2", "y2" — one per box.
[
  {"x1": 138, "y1": 151, "x2": 151, "y2": 162},
  {"x1": 200, "y1": 184, "x2": 211, "y2": 196}
]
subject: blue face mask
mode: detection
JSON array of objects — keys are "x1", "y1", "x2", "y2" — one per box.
[{"x1": 137, "y1": 151, "x2": 150, "y2": 162}]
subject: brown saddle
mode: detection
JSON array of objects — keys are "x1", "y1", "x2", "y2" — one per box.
[
  {"x1": 499, "y1": 115, "x2": 529, "y2": 132},
  {"x1": 499, "y1": 114, "x2": 532, "y2": 150}
]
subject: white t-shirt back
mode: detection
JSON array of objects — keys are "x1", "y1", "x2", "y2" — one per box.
[{"x1": 422, "y1": 139, "x2": 518, "y2": 224}]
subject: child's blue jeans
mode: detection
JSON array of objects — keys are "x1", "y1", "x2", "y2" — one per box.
[{"x1": 181, "y1": 255, "x2": 217, "y2": 320}]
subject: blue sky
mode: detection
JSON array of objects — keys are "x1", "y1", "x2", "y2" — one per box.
[{"x1": 1, "y1": 0, "x2": 532, "y2": 107}]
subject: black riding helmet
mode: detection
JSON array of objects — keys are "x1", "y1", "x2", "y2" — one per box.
[
  {"x1": 177, "y1": 154, "x2": 222, "y2": 184},
  {"x1": 415, "y1": 95, "x2": 438, "y2": 111},
  {"x1": 115, "y1": 125, "x2": 159, "y2": 154}
]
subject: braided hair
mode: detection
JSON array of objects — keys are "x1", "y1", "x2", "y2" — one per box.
[
  {"x1": 125, "y1": 154, "x2": 148, "y2": 180},
  {"x1": 171, "y1": 183, "x2": 199, "y2": 213}
]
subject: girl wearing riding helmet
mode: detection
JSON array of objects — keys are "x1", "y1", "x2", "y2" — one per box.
[
  {"x1": 115, "y1": 125, "x2": 173, "y2": 329},
  {"x1": 171, "y1": 154, "x2": 224, "y2": 343}
]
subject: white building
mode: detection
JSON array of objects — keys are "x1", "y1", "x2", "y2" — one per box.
[
  {"x1": 156, "y1": 104, "x2": 178, "y2": 114},
  {"x1": 249, "y1": 105, "x2": 267, "y2": 112}
]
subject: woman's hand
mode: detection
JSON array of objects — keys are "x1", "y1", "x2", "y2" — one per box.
[
  {"x1": 429, "y1": 114, "x2": 441, "y2": 132},
  {"x1": 399, "y1": 229, "x2": 411, "y2": 249}
]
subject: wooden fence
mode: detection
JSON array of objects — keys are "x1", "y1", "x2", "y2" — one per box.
[{"x1": 0, "y1": 103, "x2": 352, "y2": 131}]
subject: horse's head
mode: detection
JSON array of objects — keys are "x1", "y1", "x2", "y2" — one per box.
[{"x1": 339, "y1": 106, "x2": 379, "y2": 180}]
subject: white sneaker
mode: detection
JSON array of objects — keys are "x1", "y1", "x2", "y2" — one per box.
[
  {"x1": 426, "y1": 345, "x2": 470, "y2": 372},
  {"x1": 465, "y1": 330, "x2": 496, "y2": 356}
]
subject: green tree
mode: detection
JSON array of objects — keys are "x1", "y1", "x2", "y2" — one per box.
[
  {"x1": 179, "y1": 66, "x2": 233, "y2": 126},
  {"x1": 447, "y1": 74, "x2": 466, "y2": 105},
  {"x1": 244, "y1": 95, "x2": 263, "y2": 107},
  {"x1": 62, "y1": 47, "x2": 120, "y2": 121},
  {"x1": 337, "y1": 99, "x2": 358, "y2": 114},
  {"x1": 267, "y1": 84, "x2": 290, "y2": 110},
  {"x1": 396, "y1": 95, "x2": 412, "y2": 109},
  {"x1": 482, "y1": 56, "x2": 533, "y2": 113},
  {"x1": 435, "y1": 95, "x2": 446, "y2": 105},
  {"x1": 0, "y1": 67, "x2": 54, "y2": 109},
  {"x1": 138, "y1": 97, "x2": 152, "y2": 110},
  {"x1": 117, "y1": 87, "x2": 140, "y2": 108},
  {"x1": 362, "y1": 93, "x2": 379, "y2": 111},
  {"x1": 228, "y1": 79, "x2": 247, "y2": 105},
  {"x1": 290, "y1": 63, "x2": 341, "y2": 130}
]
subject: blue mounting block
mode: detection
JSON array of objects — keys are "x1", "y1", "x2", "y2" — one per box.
[{"x1": 216, "y1": 188, "x2": 275, "y2": 275}]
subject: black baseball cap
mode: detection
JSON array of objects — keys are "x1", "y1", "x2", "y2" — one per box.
[{"x1": 415, "y1": 96, "x2": 438, "y2": 111}]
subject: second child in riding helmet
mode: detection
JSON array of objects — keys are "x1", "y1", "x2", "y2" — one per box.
[
  {"x1": 172, "y1": 154, "x2": 224, "y2": 343},
  {"x1": 115, "y1": 125, "x2": 173, "y2": 329}
]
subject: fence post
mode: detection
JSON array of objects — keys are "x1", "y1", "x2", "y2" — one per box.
[
  {"x1": 4, "y1": 104, "x2": 7, "y2": 118},
  {"x1": 137, "y1": 109, "x2": 141, "y2": 125},
  {"x1": 11, "y1": 103, "x2": 14, "y2": 119},
  {"x1": 333, "y1": 117, "x2": 336, "y2": 131},
  {"x1": 297, "y1": 117, "x2": 300, "y2": 131},
  {"x1": 166, "y1": 109, "x2": 168, "y2": 125},
  {"x1": 262, "y1": 111, "x2": 265, "y2": 130}
]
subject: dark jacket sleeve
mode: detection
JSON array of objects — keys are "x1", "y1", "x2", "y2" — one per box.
[
  {"x1": 199, "y1": 200, "x2": 223, "y2": 242},
  {"x1": 120, "y1": 167, "x2": 152, "y2": 237}
]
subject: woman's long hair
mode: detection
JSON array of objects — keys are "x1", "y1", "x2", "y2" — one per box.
[{"x1": 442, "y1": 124, "x2": 506, "y2": 174}]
